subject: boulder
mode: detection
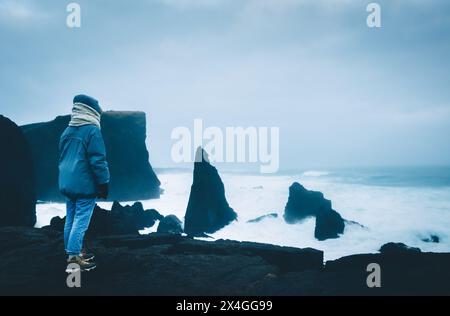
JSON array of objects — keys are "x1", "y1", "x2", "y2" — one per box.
[
  {"x1": 422, "y1": 235, "x2": 440, "y2": 243},
  {"x1": 109, "y1": 201, "x2": 163, "y2": 233},
  {"x1": 48, "y1": 216, "x2": 65, "y2": 231},
  {"x1": 315, "y1": 208, "x2": 345, "y2": 241},
  {"x1": 157, "y1": 215, "x2": 183, "y2": 234},
  {"x1": 184, "y1": 148, "x2": 237, "y2": 236},
  {"x1": 21, "y1": 111, "x2": 161, "y2": 201},
  {"x1": 379, "y1": 242, "x2": 422, "y2": 255},
  {"x1": 284, "y1": 182, "x2": 345, "y2": 241},
  {"x1": 0, "y1": 115, "x2": 36, "y2": 227},
  {"x1": 45, "y1": 201, "x2": 162, "y2": 236}
]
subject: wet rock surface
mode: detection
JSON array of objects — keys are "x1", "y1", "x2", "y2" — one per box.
[
  {"x1": 0, "y1": 227, "x2": 449, "y2": 296},
  {"x1": 44, "y1": 201, "x2": 162, "y2": 237}
]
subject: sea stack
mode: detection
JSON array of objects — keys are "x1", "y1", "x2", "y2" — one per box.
[
  {"x1": 157, "y1": 215, "x2": 183, "y2": 235},
  {"x1": 284, "y1": 182, "x2": 345, "y2": 241},
  {"x1": 284, "y1": 182, "x2": 331, "y2": 223},
  {"x1": 184, "y1": 147, "x2": 237, "y2": 236},
  {"x1": 315, "y1": 208, "x2": 345, "y2": 241},
  {"x1": 21, "y1": 111, "x2": 161, "y2": 201},
  {"x1": 0, "y1": 115, "x2": 36, "y2": 227}
]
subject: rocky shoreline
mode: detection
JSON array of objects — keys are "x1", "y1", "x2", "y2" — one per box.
[
  {"x1": 1, "y1": 114, "x2": 449, "y2": 296},
  {"x1": 0, "y1": 226, "x2": 449, "y2": 296}
]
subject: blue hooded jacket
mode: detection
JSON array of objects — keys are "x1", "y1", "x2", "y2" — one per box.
[
  {"x1": 58, "y1": 125, "x2": 110, "y2": 199},
  {"x1": 58, "y1": 95, "x2": 110, "y2": 199}
]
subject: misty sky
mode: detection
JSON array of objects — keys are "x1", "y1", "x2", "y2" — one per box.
[{"x1": 1, "y1": 0, "x2": 450, "y2": 170}]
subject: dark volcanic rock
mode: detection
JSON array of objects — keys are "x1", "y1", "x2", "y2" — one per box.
[
  {"x1": 48, "y1": 215, "x2": 65, "y2": 231},
  {"x1": 1, "y1": 227, "x2": 449, "y2": 295},
  {"x1": 284, "y1": 182, "x2": 345, "y2": 241},
  {"x1": 284, "y1": 182, "x2": 331, "y2": 223},
  {"x1": 107, "y1": 201, "x2": 163, "y2": 234},
  {"x1": 324, "y1": 248, "x2": 450, "y2": 295},
  {"x1": 315, "y1": 208, "x2": 345, "y2": 241},
  {"x1": 157, "y1": 215, "x2": 183, "y2": 234},
  {"x1": 166, "y1": 239, "x2": 323, "y2": 273},
  {"x1": 0, "y1": 227, "x2": 323, "y2": 295},
  {"x1": 247, "y1": 213, "x2": 278, "y2": 223},
  {"x1": 100, "y1": 112, "x2": 161, "y2": 201},
  {"x1": 379, "y1": 242, "x2": 422, "y2": 255},
  {"x1": 422, "y1": 235, "x2": 440, "y2": 243},
  {"x1": 45, "y1": 201, "x2": 162, "y2": 237},
  {"x1": 21, "y1": 111, "x2": 161, "y2": 201},
  {"x1": 345, "y1": 219, "x2": 366, "y2": 228},
  {"x1": 184, "y1": 148, "x2": 237, "y2": 236},
  {"x1": 0, "y1": 115, "x2": 36, "y2": 227}
]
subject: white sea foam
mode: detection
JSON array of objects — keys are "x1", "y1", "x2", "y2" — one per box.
[
  {"x1": 301, "y1": 170, "x2": 330, "y2": 177},
  {"x1": 35, "y1": 170, "x2": 450, "y2": 260}
]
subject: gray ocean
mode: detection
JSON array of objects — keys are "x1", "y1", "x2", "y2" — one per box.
[{"x1": 36, "y1": 166, "x2": 450, "y2": 260}]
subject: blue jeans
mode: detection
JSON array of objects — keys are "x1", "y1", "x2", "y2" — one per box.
[{"x1": 64, "y1": 198, "x2": 96, "y2": 256}]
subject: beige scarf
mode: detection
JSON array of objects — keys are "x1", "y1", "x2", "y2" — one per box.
[{"x1": 69, "y1": 103, "x2": 101, "y2": 128}]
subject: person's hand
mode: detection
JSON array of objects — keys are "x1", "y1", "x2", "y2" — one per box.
[{"x1": 97, "y1": 183, "x2": 109, "y2": 199}]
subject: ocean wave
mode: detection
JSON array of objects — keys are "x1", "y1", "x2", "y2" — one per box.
[
  {"x1": 301, "y1": 170, "x2": 330, "y2": 177},
  {"x1": 35, "y1": 170, "x2": 450, "y2": 261}
]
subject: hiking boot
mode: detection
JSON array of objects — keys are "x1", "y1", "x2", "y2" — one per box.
[
  {"x1": 66, "y1": 256, "x2": 96, "y2": 272},
  {"x1": 80, "y1": 249, "x2": 95, "y2": 262}
]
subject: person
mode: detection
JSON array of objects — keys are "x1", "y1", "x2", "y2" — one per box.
[{"x1": 58, "y1": 94, "x2": 110, "y2": 272}]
